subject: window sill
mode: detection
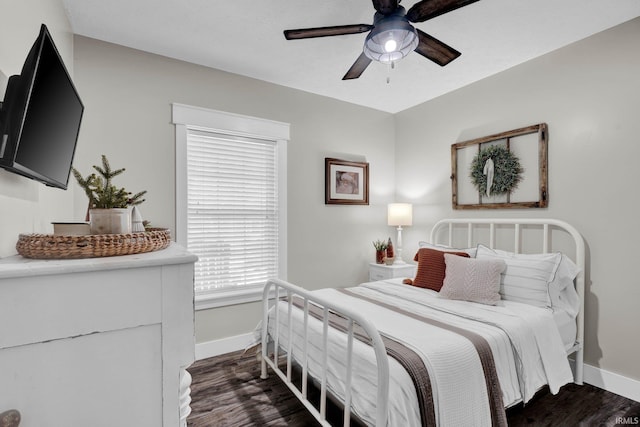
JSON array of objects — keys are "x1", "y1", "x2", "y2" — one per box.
[{"x1": 195, "y1": 285, "x2": 269, "y2": 310}]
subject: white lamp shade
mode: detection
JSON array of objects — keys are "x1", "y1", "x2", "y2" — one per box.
[{"x1": 387, "y1": 203, "x2": 413, "y2": 226}]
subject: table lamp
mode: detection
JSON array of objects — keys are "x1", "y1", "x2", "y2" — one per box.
[{"x1": 387, "y1": 203, "x2": 412, "y2": 264}]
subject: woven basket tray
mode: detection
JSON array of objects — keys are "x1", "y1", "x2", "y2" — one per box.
[{"x1": 16, "y1": 228, "x2": 171, "y2": 259}]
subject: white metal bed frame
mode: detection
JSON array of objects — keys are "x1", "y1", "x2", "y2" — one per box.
[
  {"x1": 261, "y1": 218, "x2": 585, "y2": 427},
  {"x1": 261, "y1": 279, "x2": 389, "y2": 427}
]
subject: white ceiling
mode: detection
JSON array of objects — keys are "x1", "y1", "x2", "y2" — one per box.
[{"x1": 62, "y1": 0, "x2": 640, "y2": 113}]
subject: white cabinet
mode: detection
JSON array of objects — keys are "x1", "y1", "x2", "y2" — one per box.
[
  {"x1": 368, "y1": 262, "x2": 416, "y2": 281},
  {"x1": 0, "y1": 244, "x2": 197, "y2": 427}
]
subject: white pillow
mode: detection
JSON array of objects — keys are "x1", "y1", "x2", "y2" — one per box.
[
  {"x1": 419, "y1": 241, "x2": 477, "y2": 257},
  {"x1": 549, "y1": 254, "x2": 581, "y2": 317},
  {"x1": 475, "y1": 244, "x2": 562, "y2": 308},
  {"x1": 440, "y1": 253, "x2": 506, "y2": 305}
]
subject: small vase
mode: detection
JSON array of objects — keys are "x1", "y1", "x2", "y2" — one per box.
[
  {"x1": 89, "y1": 208, "x2": 132, "y2": 235},
  {"x1": 386, "y1": 237, "x2": 394, "y2": 259},
  {"x1": 375, "y1": 249, "x2": 385, "y2": 264}
]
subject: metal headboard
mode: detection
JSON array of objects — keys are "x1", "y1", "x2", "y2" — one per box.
[{"x1": 430, "y1": 218, "x2": 585, "y2": 384}]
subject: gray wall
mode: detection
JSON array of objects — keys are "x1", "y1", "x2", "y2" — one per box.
[
  {"x1": 71, "y1": 36, "x2": 396, "y2": 343},
  {"x1": 2, "y1": 0, "x2": 638, "y2": 384},
  {"x1": 395, "y1": 17, "x2": 640, "y2": 382}
]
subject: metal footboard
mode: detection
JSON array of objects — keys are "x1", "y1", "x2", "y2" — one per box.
[{"x1": 261, "y1": 278, "x2": 389, "y2": 427}]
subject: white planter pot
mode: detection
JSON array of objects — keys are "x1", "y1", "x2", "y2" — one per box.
[{"x1": 89, "y1": 208, "x2": 131, "y2": 235}]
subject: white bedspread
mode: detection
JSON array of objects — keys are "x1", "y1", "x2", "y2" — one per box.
[{"x1": 264, "y1": 279, "x2": 573, "y2": 426}]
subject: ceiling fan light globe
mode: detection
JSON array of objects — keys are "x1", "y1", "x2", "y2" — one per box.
[
  {"x1": 364, "y1": 28, "x2": 418, "y2": 63},
  {"x1": 363, "y1": 14, "x2": 418, "y2": 64}
]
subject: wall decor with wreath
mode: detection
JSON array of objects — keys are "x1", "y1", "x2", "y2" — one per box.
[{"x1": 451, "y1": 123, "x2": 548, "y2": 209}]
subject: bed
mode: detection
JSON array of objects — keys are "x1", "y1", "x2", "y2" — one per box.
[{"x1": 259, "y1": 218, "x2": 585, "y2": 427}]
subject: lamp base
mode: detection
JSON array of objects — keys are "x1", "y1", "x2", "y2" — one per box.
[{"x1": 392, "y1": 228, "x2": 405, "y2": 265}]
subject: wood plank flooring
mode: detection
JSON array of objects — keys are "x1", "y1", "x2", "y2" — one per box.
[{"x1": 187, "y1": 349, "x2": 640, "y2": 427}]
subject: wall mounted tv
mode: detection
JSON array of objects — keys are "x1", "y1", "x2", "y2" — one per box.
[{"x1": 0, "y1": 24, "x2": 84, "y2": 189}]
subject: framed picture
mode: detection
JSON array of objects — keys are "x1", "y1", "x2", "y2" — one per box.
[
  {"x1": 325, "y1": 158, "x2": 369, "y2": 205},
  {"x1": 451, "y1": 123, "x2": 548, "y2": 209}
]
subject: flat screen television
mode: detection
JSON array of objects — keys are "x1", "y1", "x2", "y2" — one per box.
[{"x1": 0, "y1": 24, "x2": 84, "y2": 189}]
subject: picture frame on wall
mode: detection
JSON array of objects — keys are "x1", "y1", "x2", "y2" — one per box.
[
  {"x1": 325, "y1": 158, "x2": 369, "y2": 205},
  {"x1": 451, "y1": 123, "x2": 548, "y2": 209}
]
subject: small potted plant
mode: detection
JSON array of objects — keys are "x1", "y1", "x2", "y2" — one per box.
[
  {"x1": 72, "y1": 155, "x2": 146, "y2": 234},
  {"x1": 372, "y1": 239, "x2": 388, "y2": 264}
]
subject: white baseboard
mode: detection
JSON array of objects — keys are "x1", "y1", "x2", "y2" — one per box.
[
  {"x1": 195, "y1": 332, "x2": 255, "y2": 360},
  {"x1": 584, "y1": 363, "x2": 640, "y2": 403}
]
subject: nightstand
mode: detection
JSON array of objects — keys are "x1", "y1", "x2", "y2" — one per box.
[{"x1": 369, "y1": 262, "x2": 417, "y2": 282}]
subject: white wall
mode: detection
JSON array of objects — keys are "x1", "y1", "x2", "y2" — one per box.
[
  {"x1": 71, "y1": 36, "x2": 396, "y2": 343},
  {"x1": 395, "y1": 17, "x2": 640, "y2": 382},
  {"x1": 0, "y1": 0, "x2": 76, "y2": 257}
]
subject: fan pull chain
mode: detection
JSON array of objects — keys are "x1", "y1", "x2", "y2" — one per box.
[{"x1": 386, "y1": 61, "x2": 395, "y2": 84}]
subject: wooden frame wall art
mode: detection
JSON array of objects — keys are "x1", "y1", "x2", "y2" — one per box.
[
  {"x1": 325, "y1": 158, "x2": 369, "y2": 205},
  {"x1": 451, "y1": 123, "x2": 548, "y2": 209}
]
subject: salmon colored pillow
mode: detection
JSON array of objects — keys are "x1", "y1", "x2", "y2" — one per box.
[{"x1": 411, "y1": 247, "x2": 470, "y2": 291}]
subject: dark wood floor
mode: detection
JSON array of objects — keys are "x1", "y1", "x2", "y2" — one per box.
[{"x1": 187, "y1": 349, "x2": 640, "y2": 427}]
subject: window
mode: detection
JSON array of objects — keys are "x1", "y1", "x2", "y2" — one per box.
[{"x1": 173, "y1": 104, "x2": 289, "y2": 309}]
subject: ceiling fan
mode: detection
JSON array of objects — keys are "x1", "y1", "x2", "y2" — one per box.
[{"x1": 284, "y1": 0, "x2": 479, "y2": 80}]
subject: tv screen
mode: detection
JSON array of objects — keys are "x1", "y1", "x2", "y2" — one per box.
[{"x1": 0, "y1": 24, "x2": 84, "y2": 189}]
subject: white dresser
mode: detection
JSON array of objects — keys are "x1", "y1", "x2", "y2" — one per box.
[{"x1": 0, "y1": 243, "x2": 197, "y2": 426}]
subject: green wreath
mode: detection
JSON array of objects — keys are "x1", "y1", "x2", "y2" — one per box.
[{"x1": 470, "y1": 145, "x2": 523, "y2": 196}]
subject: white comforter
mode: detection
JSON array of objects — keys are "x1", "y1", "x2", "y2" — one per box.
[{"x1": 265, "y1": 279, "x2": 573, "y2": 426}]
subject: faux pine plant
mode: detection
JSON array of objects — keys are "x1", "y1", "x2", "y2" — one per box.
[
  {"x1": 72, "y1": 155, "x2": 146, "y2": 209},
  {"x1": 372, "y1": 239, "x2": 388, "y2": 251}
]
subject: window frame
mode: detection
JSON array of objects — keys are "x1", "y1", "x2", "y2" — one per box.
[{"x1": 172, "y1": 103, "x2": 289, "y2": 310}]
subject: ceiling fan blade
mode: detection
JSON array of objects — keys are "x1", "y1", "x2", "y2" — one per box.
[
  {"x1": 371, "y1": 0, "x2": 399, "y2": 15},
  {"x1": 406, "y1": 0, "x2": 480, "y2": 23},
  {"x1": 284, "y1": 24, "x2": 373, "y2": 40},
  {"x1": 342, "y1": 53, "x2": 373, "y2": 80},
  {"x1": 414, "y1": 29, "x2": 461, "y2": 66}
]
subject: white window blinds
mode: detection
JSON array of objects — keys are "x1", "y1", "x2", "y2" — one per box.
[{"x1": 186, "y1": 129, "x2": 279, "y2": 297}]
